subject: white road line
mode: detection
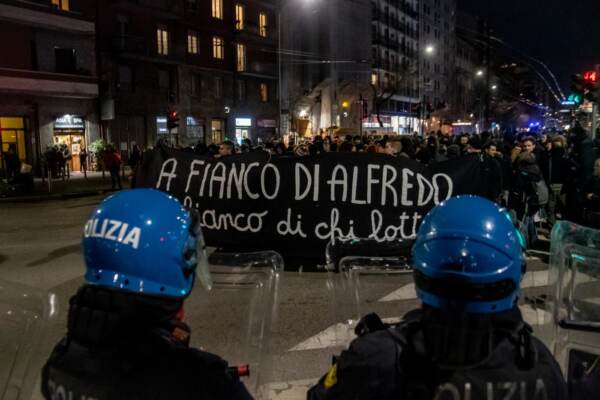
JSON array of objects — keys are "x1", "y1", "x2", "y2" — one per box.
[
  {"x1": 260, "y1": 379, "x2": 318, "y2": 400},
  {"x1": 289, "y1": 270, "x2": 552, "y2": 353},
  {"x1": 520, "y1": 304, "x2": 552, "y2": 326}
]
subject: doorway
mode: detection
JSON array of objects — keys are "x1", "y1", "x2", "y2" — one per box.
[
  {"x1": 53, "y1": 133, "x2": 85, "y2": 173},
  {"x1": 235, "y1": 128, "x2": 249, "y2": 145}
]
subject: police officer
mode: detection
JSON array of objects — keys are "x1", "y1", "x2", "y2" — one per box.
[
  {"x1": 308, "y1": 195, "x2": 568, "y2": 400},
  {"x1": 42, "y1": 189, "x2": 252, "y2": 400}
]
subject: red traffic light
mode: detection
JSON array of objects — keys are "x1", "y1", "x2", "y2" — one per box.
[
  {"x1": 583, "y1": 71, "x2": 598, "y2": 84},
  {"x1": 169, "y1": 111, "x2": 178, "y2": 119}
]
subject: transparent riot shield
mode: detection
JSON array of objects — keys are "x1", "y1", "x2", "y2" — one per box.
[
  {"x1": 186, "y1": 249, "x2": 282, "y2": 399},
  {"x1": 326, "y1": 238, "x2": 413, "y2": 351},
  {"x1": 548, "y1": 221, "x2": 600, "y2": 399},
  {"x1": 0, "y1": 280, "x2": 59, "y2": 400}
]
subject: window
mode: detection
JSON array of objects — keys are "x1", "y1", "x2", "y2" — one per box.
[
  {"x1": 55, "y1": 47, "x2": 76, "y2": 74},
  {"x1": 259, "y1": 13, "x2": 268, "y2": 37},
  {"x1": 212, "y1": 0, "x2": 223, "y2": 19},
  {"x1": 157, "y1": 26, "x2": 169, "y2": 55},
  {"x1": 236, "y1": 43, "x2": 246, "y2": 72},
  {"x1": 260, "y1": 82, "x2": 268, "y2": 102},
  {"x1": 187, "y1": 31, "x2": 198, "y2": 54},
  {"x1": 186, "y1": 0, "x2": 197, "y2": 10},
  {"x1": 214, "y1": 77, "x2": 223, "y2": 98},
  {"x1": 237, "y1": 79, "x2": 246, "y2": 101},
  {"x1": 118, "y1": 65, "x2": 132, "y2": 91},
  {"x1": 51, "y1": 0, "x2": 69, "y2": 11},
  {"x1": 212, "y1": 37, "x2": 224, "y2": 59},
  {"x1": 371, "y1": 72, "x2": 378, "y2": 85},
  {"x1": 235, "y1": 4, "x2": 244, "y2": 30},
  {"x1": 158, "y1": 70, "x2": 170, "y2": 90},
  {"x1": 191, "y1": 74, "x2": 202, "y2": 96},
  {"x1": 211, "y1": 119, "x2": 224, "y2": 143}
]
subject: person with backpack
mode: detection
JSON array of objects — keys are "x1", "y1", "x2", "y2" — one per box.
[{"x1": 308, "y1": 196, "x2": 568, "y2": 400}]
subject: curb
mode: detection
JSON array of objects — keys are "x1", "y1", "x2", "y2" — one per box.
[{"x1": 0, "y1": 189, "x2": 114, "y2": 203}]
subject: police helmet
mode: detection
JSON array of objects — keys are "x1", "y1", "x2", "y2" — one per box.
[
  {"x1": 82, "y1": 189, "x2": 211, "y2": 298},
  {"x1": 412, "y1": 195, "x2": 526, "y2": 313}
]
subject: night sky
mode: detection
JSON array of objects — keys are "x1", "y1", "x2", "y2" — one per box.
[{"x1": 458, "y1": 0, "x2": 600, "y2": 94}]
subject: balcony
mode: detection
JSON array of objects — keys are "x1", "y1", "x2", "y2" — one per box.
[
  {"x1": 0, "y1": 0, "x2": 94, "y2": 34},
  {"x1": 110, "y1": 35, "x2": 181, "y2": 62},
  {"x1": 0, "y1": 67, "x2": 98, "y2": 98},
  {"x1": 111, "y1": 0, "x2": 183, "y2": 20}
]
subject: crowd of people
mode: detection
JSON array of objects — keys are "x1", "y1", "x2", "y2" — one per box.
[{"x1": 173, "y1": 121, "x2": 599, "y2": 236}]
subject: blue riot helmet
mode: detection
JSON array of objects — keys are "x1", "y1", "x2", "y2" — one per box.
[
  {"x1": 82, "y1": 189, "x2": 211, "y2": 298},
  {"x1": 412, "y1": 195, "x2": 526, "y2": 313}
]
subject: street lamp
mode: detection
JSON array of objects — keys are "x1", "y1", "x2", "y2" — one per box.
[
  {"x1": 424, "y1": 45, "x2": 435, "y2": 55},
  {"x1": 491, "y1": 84, "x2": 498, "y2": 90},
  {"x1": 476, "y1": 69, "x2": 484, "y2": 77}
]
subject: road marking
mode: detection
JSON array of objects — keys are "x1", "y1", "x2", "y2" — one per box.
[
  {"x1": 520, "y1": 304, "x2": 552, "y2": 326},
  {"x1": 290, "y1": 270, "x2": 552, "y2": 353},
  {"x1": 260, "y1": 378, "x2": 318, "y2": 400}
]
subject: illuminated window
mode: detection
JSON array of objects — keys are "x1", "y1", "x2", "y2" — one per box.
[
  {"x1": 0, "y1": 117, "x2": 26, "y2": 162},
  {"x1": 259, "y1": 13, "x2": 268, "y2": 37},
  {"x1": 212, "y1": 37, "x2": 224, "y2": 59},
  {"x1": 51, "y1": 0, "x2": 69, "y2": 11},
  {"x1": 157, "y1": 26, "x2": 169, "y2": 55},
  {"x1": 212, "y1": 0, "x2": 223, "y2": 19},
  {"x1": 235, "y1": 4, "x2": 244, "y2": 30},
  {"x1": 260, "y1": 83, "x2": 268, "y2": 102},
  {"x1": 187, "y1": 31, "x2": 198, "y2": 54},
  {"x1": 236, "y1": 44, "x2": 246, "y2": 72},
  {"x1": 371, "y1": 72, "x2": 378, "y2": 85}
]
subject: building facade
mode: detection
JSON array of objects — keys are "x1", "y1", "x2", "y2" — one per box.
[
  {"x1": 0, "y1": 0, "x2": 99, "y2": 176},
  {"x1": 280, "y1": 0, "x2": 372, "y2": 137},
  {"x1": 419, "y1": 0, "x2": 456, "y2": 132},
  {"x1": 370, "y1": 0, "x2": 420, "y2": 135},
  {"x1": 97, "y1": 0, "x2": 278, "y2": 153}
]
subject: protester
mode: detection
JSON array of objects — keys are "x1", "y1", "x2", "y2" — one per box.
[{"x1": 103, "y1": 145, "x2": 122, "y2": 190}]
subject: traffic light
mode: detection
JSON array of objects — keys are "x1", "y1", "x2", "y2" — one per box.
[
  {"x1": 167, "y1": 111, "x2": 179, "y2": 131},
  {"x1": 571, "y1": 74, "x2": 585, "y2": 102},
  {"x1": 583, "y1": 70, "x2": 599, "y2": 103}
]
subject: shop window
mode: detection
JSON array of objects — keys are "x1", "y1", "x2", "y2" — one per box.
[
  {"x1": 235, "y1": 4, "x2": 244, "y2": 30},
  {"x1": 157, "y1": 26, "x2": 169, "y2": 55},
  {"x1": 187, "y1": 31, "x2": 199, "y2": 54},
  {"x1": 51, "y1": 0, "x2": 69, "y2": 11},
  {"x1": 259, "y1": 13, "x2": 268, "y2": 37},
  {"x1": 236, "y1": 43, "x2": 246, "y2": 72},
  {"x1": 0, "y1": 118, "x2": 26, "y2": 163},
  {"x1": 260, "y1": 82, "x2": 269, "y2": 102},
  {"x1": 55, "y1": 47, "x2": 76, "y2": 74},
  {"x1": 213, "y1": 37, "x2": 224, "y2": 59}
]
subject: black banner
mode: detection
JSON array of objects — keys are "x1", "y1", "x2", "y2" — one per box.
[{"x1": 136, "y1": 147, "x2": 500, "y2": 263}]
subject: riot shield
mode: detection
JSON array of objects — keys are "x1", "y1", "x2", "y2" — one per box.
[
  {"x1": 548, "y1": 221, "x2": 600, "y2": 399},
  {"x1": 0, "y1": 280, "x2": 58, "y2": 400},
  {"x1": 186, "y1": 249, "x2": 282, "y2": 399},
  {"x1": 326, "y1": 238, "x2": 413, "y2": 350}
]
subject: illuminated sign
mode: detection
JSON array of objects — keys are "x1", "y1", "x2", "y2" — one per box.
[
  {"x1": 235, "y1": 118, "x2": 252, "y2": 127},
  {"x1": 54, "y1": 115, "x2": 84, "y2": 129}
]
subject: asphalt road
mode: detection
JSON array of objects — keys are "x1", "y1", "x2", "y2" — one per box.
[{"x1": 0, "y1": 195, "x2": 553, "y2": 400}]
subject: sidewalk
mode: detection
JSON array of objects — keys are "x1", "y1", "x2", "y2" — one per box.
[{"x1": 0, "y1": 170, "x2": 132, "y2": 203}]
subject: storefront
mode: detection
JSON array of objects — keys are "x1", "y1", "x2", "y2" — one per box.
[
  {"x1": 235, "y1": 117, "x2": 252, "y2": 144},
  {"x1": 0, "y1": 117, "x2": 27, "y2": 176},
  {"x1": 53, "y1": 114, "x2": 85, "y2": 172},
  {"x1": 257, "y1": 119, "x2": 277, "y2": 142}
]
